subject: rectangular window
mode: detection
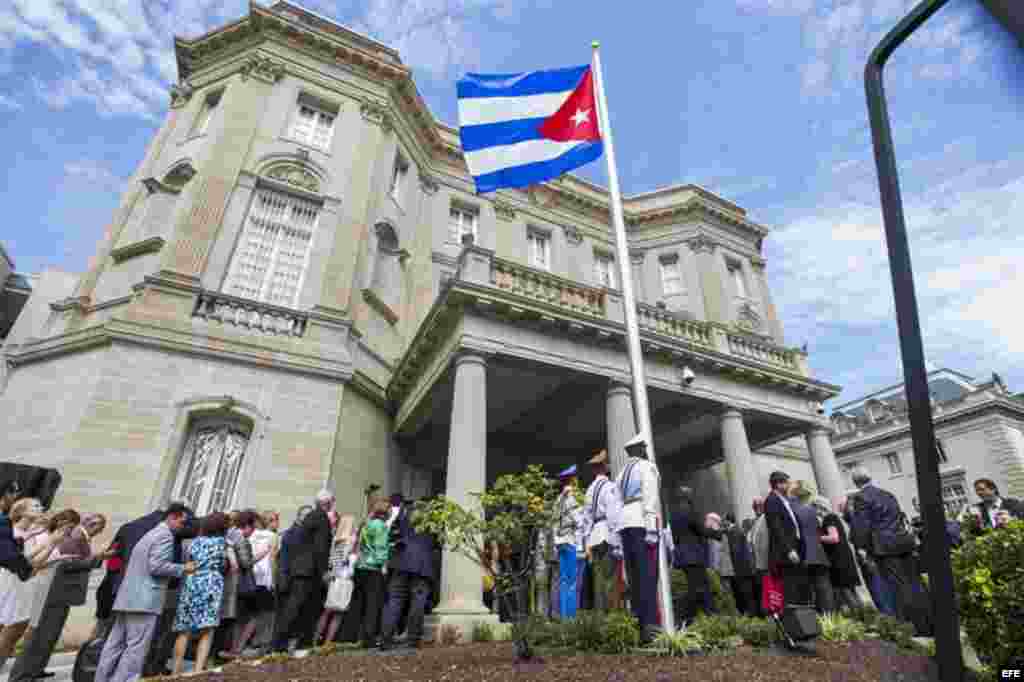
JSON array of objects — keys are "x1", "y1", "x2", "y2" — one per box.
[
  {"x1": 941, "y1": 476, "x2": 969, "y2": 518},
  {"x1": 594, "y1": 253, "x2": 617, "y2": 289},
  {"x1": 289, "y1": 96, "x2": 336, "y2": 151},
  {"x1": 884, "y1": 453, "x2": 903, "y2": 475},
  {"x1": 527, "y1": 230, "x2": 550, "y2": 270},
  {"x1": 660, "y1": 257, "x2": 683, "y2": 295},
  {"x1": 223, "y1": 187, "x2": 320, "y2": 308},
  {"x1": 728, "y1": 261, "x2": 749, "y2": 298},
  {"x1": 448, "y1": 206, "x2": 478, "y2": 244},
  {"x1": 936, "y1": 438, "x2": 949, "y2": 464},
  {"x1": 191, "y1": 90, "x2": 222, "y2": 137},
  {"x1": 390, "y1": 153, "x2": 409, "y2": 204}
]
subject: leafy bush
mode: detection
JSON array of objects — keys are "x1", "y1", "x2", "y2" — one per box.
[
  {"x1": 669, "y1": 569, "x2": 738, "y2": 622},
  {"x1": 688, "y1": 614, "x2": 741, "y2": 652},
  {"x1": 471, "y1": 621, "x2": 495, "y2": 643},
  {"x1": 600, "y1": 609, "x2": 642, "y2": 654},
  {"x1": 952, "y1": 520, "x2": 1024, "y2": 671},
  {"x1": 651, "y1": 629, "x2": 706, "y2": 656},
  {"x1": 818, "y1": 613, "x2": 868, "y2": 642},
  {"x1": 734, "y1": 616, "x2": 777, "y2": 647},
  {"x1": 571, "y1": 611, "x2": 608, "y2": 652},
  {"x1": 846, "y1": 605, "x2": 881, "y2": 630},
  {"x1": 872, "y1": 614, "x2": 916, "y2": 650}
]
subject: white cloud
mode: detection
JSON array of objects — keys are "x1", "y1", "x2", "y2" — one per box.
[
  {"x1": 0, "y1": 93, "x2": 21, "y2": 111},
  {"x1": 64, "y1": 159, "x2": 125, "y2": 193}
]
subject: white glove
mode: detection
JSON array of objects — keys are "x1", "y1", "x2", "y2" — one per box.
[
  {"x1": 787, "y1": 549, "x2": 800, "y2": 565},
  {"x1": 645, "y1": 529, "x2": 659, "y2": 546}
]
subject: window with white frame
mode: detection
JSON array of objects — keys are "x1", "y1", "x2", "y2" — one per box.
[
  {"x1": 191, "y1": 90, "x2": 223, "y2": 137},
  {"x1": 173, "y1": 419, "x2": 250, "y2": 515},
  {"x1": 448, "y1": 205, "x2": 478, "y2": 245},
  {"x1": 941, "y1": 473, "x2": 969, "y2": 518},
  {"x1": 223, "y1": 186, "x2": 320, "y2": 308},
  {"x1": 527, "y1": 229, "x2": 550, "y2": 270},
  {"x1": 289, "y1": 95, "x2": 336, "y2": 151},
  {"x1": 390, "y1": 153, "x2": 409, "y2": 205},
  {"x1": 727, "y1": 260, "x2": 749, "y2": 298},
  {"x1": 884, "y1": 452, "x2": 903, "y2": 475},
  {"x1": 660, "y1": 255, "x2": 684, "y2": 296},
  {"x1": 594, "y1": 253, "x2": 616, "y2": 289}
]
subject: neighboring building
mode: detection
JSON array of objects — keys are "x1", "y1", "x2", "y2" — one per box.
[
  {"x1": 0, "y1": 1, "x2": 843, "y2": 635},
  {"x1": 0, "y1": 243, "x2": 35, "y2": 390},
  {"x1": 831, "y1": 369, "x2": 1024, "y2": 519}
]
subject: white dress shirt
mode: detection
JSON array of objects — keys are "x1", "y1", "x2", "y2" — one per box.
[{"x1": 582, "y1": 474, "x2": 621, "y2": 550}]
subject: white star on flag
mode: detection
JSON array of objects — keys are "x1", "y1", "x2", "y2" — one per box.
[{"x1": 570, "y1": 107, "x2": 591, "y2": 127}]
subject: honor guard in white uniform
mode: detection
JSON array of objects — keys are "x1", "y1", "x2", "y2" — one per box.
[
  {"x1": 582, "y1": 450, "x2": 621, "y2": 612},
  {"x1": 613, "y1": 432, "x2": 662, "y2": 641},
  {"x1": 553, "y1": 465, "x2": 583, "y2": 619}
]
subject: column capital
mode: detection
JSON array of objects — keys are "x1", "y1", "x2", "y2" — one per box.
[
  {"x1": 607, "y1": 379, "x2": 632, "y2": 396},
  {"x1": 720, "y1": 405, "x2": 745, "y2": 420},
  {"x1": 452, "y1": 350, "x2": 490, "y2": 370},
  {"x1": 806, "y1": 424, "x2": 834, "y2": 438}
]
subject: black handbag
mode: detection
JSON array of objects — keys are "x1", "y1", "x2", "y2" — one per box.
[{"x1": 780, "y1": 604, "x2": 821, "y2": 641}]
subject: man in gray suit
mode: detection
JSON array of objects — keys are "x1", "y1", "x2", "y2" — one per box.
[{"x1": 95, "y1": 504, "x2": 194, "y2": 682}]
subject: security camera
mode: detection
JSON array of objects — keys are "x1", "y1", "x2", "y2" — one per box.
[
  {"x1": 814, "y1": 401, "x2": 825, "y2": 415},
  {"x1": 682, "y1": 366, "x2": 695, "y2": 386}
]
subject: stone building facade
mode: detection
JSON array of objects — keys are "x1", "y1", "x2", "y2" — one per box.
[
  {"x1": 830, "y1": 369, "x2": 1024, "y2": 519},
  {"x1": 1, "y1": 1, "x2": 845, "y2": 634}
]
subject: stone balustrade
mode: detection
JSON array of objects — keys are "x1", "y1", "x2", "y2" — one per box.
[
  {"x1": 192, "y1": 290, "x2": 308, "y2": 337},
  {"x1": 636, "y1": 303, "x2": 715, "y2": 348},
  {"x1": 725, "y1": 330, "x2": 800, "y2": 372},
  {"x1": 490, "y1": 257, "x2": 605, "y2": 317}
]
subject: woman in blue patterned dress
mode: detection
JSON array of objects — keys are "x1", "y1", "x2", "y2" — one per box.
[{"x1": 172, "y1": 512, "x2": 229, "y2": 675}]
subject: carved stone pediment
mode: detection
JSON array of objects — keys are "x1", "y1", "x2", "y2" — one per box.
[
  {"x1": 240, "y1": 56, "x2": 285, "y2": 84},
  {"x1": 735, "y1": 302, "x2": 763, "y2": 333},
  {"x1": 265, "y1": 163, "x2": 320, "y2": 193},
  {"x1": 360, "y1": 99, "x2": 391, "y2": 130},
  {"x1": 686, "y1": 233, "x2": 718, "y2": 254}
]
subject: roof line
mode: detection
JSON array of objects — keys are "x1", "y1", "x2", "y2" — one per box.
[
  {"x1": 0, "y1": 242, "x2": 13, "y2": 269},
  {"x1": 264, "y1": 0, "x2": 399, "y2": 56},
  {"x1": 833, "y1": 368, "x2": 977, "y2": 410}
]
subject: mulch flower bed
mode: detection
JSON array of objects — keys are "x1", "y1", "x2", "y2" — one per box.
[{"x1": 183, "y1": 639, "x2": 948, "y2": 682}]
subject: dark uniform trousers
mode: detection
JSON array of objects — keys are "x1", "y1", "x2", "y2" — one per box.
[{"x1": 380, "y1": 572, "x2": 431, "y2": 644}]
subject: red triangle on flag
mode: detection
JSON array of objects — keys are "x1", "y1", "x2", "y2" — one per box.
[{"x1": 538, "y1": 68, "x2": 602, "y2": 143}]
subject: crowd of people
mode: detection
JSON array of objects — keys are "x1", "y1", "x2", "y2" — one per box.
[{"x1": 1, "y1": 442, "x2": 1023, "y2": 678}]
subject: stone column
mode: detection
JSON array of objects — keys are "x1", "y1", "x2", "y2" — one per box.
[
  {"x1": 806, "y1": 426, "x2": 845, "y2": 503},
  {"x1": 606, "y1": 381, "x2": 636, "y2": 478},
  {"x1": 721, "y1": 408, "x2": 761, "y2": 524},
  {"x1": 686, "y1": 235, "x2": 729, "y2": 325},
  {"x1": 431, "y1": 352, "x2": 497, "y2": 630}
]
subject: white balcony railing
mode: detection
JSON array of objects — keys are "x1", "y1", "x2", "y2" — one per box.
[{"x1": 192, "y1": 290, "x2": 308, "y2": 337}]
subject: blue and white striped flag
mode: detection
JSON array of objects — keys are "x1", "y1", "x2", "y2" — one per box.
[{"x1": 456, "y1": 65, "x2": 604, "y2": 194}]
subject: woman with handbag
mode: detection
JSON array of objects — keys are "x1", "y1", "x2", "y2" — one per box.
[
  {"x1": 220, "y1": 511, "x2": 274, "y2": 659},
  {"x1": 171, "y1": 513, "x2": 229, "y2": 675},
  {"x1": 316, "y1": 515, "x2": 356, "y2": 645}
]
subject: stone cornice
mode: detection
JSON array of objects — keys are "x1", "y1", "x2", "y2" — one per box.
[
  {"x1": 833, "y1": 397, "x2": 1024, "y2": 454},
  {"x1": 111, "y1": 237, "x2": 166, "y2": 264}
]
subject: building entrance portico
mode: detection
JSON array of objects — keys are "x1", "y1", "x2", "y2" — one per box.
[{"x1": 387, "y1": 245, "x2": 843, "y2": 630}]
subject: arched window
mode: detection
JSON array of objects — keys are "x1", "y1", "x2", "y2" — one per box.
[
  {"x1": 362, "y1": 221, "x2": 405, "y2": 323},
  {"x1": 172, "y1": 418, "x2": 251, "y2": 515}
]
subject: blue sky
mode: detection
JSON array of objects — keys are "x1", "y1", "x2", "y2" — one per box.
[{"x1": 0, "y1": 0, "x2": 1022, "y2": 405}]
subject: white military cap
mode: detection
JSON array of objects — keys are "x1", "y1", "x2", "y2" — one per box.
[{"x1": 624, "y1": 432, "x2": 649, "y2": 450}]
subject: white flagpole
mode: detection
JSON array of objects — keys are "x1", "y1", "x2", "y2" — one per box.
[{"x1": 591, "y1": 41, "x2": 675, "y2": 634}]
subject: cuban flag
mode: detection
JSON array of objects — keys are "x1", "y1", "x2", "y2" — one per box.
[{"x1": 457, "y1": 65, "x2": 603, "y2": 194}]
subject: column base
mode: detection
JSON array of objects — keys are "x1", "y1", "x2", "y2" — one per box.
[{"x1": 424, "y1": 610, "x2": 500, "y2": 643}]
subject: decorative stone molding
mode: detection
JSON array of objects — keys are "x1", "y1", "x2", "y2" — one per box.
[
  {"x1": 360, "y1": 99, "x2": 391, "y2": 130},
  {"x1": 49, "y1": 296, "x2": 90, "y2": 314},
  {"x1": 735, "y1": 302, "x2": 764, "y2": 333},
  {"x1": 492, "y1": 200, "x2": 516, "y2": 221},
  {"x1": 169, "y1": 82, "x2": 194, "y2": 108},
  {"x1": 686, "y1": 234, "x2": 718, "y2": 254},
  {"x1": 193, "y1": 289, "x2": 308, "y2": 336},
  {"x1": 239, "y1": 55, "x2": 285, "y2": 84},
  {"x1": 630, "y1": 250, "x2": 646, "y2": 265},
  {"x1": 562, "y1": 225, "x2": 583, "y2": 246},
  {"x1": 111, "y1": 237, "x2": 166, "y2": 264},
  {"x1": 142, "y1": 177, "x2": 181, "y2": 196},
  {"x1": 750, "y1": 255, "x2": 767, "y2": 271},
  {"x1": 526, "y1": 185, "x2": 559, "y2": 209},
  {"x1": 362, "y1": 288, "x2": 399, "y2": 325},
  {"x1": 418, "y1": 171, "x2": 439, "y2": 195},
  {"x1": 265, "y1": 163, "x2": 321, "y2": 193}
]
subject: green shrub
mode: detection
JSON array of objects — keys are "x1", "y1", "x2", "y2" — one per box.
[
  {"x1": 734, "y1": 616, "x2": 777, "y2": 647},
  {"x1": 952, "y1": 520, "x2": 1024, "y2": 671},
  {"x1": 669, "y1": 569, "x2": 738, "y2": 622},
  {"x1": 512, "y1": 614, "x2": 557, "y2": 647},
  {"x1": 471, "y1": 621, "x2": 495, "y2": 643},
  {"x1": 651, "y1": 629, "x2": 706, "y2": 656},
  {"x1": 872, "y1": 614, "x2": 916, "y2": 649},
  {"x1": 570, "y1": 611, "x2": 607, "y2": 652},
  {"x1": 688, "y1": 614, "x2": 741, "y2": 652},
  {"x1": 818, "y1": 613, "x2": 868, "y2": 642},
  {"x1": 600, "y1": 609, "x2": 642, "y2": 654},
  {"x1": 846, "y1": 605, "x2": 881, "y2": 630}
]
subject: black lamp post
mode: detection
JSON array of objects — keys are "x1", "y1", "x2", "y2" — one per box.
[{"x1": 865, "y1": 2, "x2": 1024, "y2": 682}]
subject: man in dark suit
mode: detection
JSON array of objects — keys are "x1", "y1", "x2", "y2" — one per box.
[
  {"x1": 763, "y1": 471, "x2": 812, "y2": 607},
  {"x1": 972, "y1": 478, "x2": 1024, "y2": 530},
  {"x1": 270, "y1": 492, "x2": 333, "y2": 653},
  {"x1": 723, "y1": 513, "x2": 757, "y2": 617},
  {"x1": 789, "y1": 491, "x2": 833, "y2": 613},
  {"x1": 847, "y1": 467, "x2": 929, "y2": 635},
  {"x1": 670, "y1": 487, "x2": 721, "y2": 625},
  {"x1": 379, "y1": 499, "x2": 438, "y2": 650}
]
